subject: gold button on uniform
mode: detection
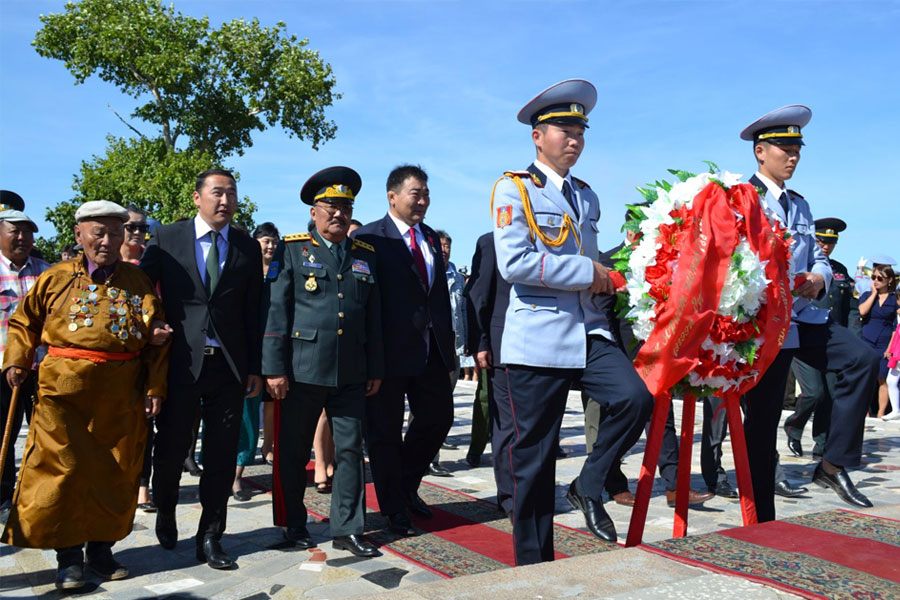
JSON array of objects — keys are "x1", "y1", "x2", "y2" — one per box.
[
  {"x1": 531, "y1": 303, "x2": 537, "y2": 309},
  {"x1": 337, "y1": 292, "x2": 344, "y2": 299},
  {"x1": 337, "y1": 274, "x2": 343, "y2": 281},
  {"x1": 338, "y1": 312, "x2": 345, "y2": 318},
  {"x1": 337, "y1": 329, "x2": 343, "y2": 336}
]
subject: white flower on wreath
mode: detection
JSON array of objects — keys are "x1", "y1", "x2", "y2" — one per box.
[{"x1": 718, "y1": 240, "x2": 770, "y2": 321}]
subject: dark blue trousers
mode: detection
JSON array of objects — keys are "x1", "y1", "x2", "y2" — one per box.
[
  {"x1": 784, "y1": 358, "x2": 833, "y2": 455},
  {"x1": 500, "y1": 336, "x2": 652, "y2": 565},
  {"x1": 490, "y1": 365, "x2": 514, "y2": 515},
  {"x1": 743, "y1": 320, "x2": 879, "y2": 522}
]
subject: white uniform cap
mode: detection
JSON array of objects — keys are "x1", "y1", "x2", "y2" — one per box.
[{"x1": 74, "y1": 200, "x2": 130, "y2": 223}]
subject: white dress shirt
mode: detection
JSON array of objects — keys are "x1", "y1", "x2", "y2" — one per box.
[{"x1": 388, "y1": 211, "x2": 434, "y2": 288}]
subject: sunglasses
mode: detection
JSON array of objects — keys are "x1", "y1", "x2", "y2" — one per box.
[
  {"x1": 125, "y1": 224, "x2": 150, "y2": 233},
  {"x1": 872, "y1": 275, "x2": 890, "y2": 282}
]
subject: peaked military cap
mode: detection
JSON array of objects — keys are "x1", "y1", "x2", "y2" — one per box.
[
  {"x1": 300, "y1": 166, "x2": 362, "y2": 206},
  {"x1": 518, "y1": 79, "x2": 597, "y2": 128},
  {"x1": 741, "y1": 105, "x2": 812, "y2": 145},
  {"x1": 814, "y1": 217, "x2": 846, "y2": 242},
  {"x1": 868, "y1": 253, "x2": 897, "y2": 267},
  {"x1": 0, "y1": 190, "x2": 25, "y2": 212}
]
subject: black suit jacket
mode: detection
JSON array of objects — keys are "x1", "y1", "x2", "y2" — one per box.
[
  {"x1": 463, "y1": 232, "x2": 511, "y2": 363},
  {"x1": 353, "y1": 214, "x2": 455, "y2": 377},
  {"x1": 140, "y1": 218, "x2": 263, "y2": 384}
]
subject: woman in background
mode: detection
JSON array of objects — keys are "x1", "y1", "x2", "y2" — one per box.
[{"x1": 859, "y1": 263, "x2": 899, "y2": 419}]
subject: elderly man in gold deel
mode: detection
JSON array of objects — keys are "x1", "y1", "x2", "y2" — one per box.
[{"x1": 1, "y1": 200, "x2": 169, "y2": 591}]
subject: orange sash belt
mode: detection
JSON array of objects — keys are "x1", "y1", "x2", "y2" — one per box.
[{"x1": 48, "y1": 346, "x2": 140, "y2": 364}]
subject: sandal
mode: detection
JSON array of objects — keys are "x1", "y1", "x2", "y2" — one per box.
[{"x1": 315, "y1": 481, "x2": 332, "y2": 494}]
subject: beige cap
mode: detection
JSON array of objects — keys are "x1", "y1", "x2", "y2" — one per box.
[{"x1": 74, "y1": 200, "x2": 130, "y2": 223}]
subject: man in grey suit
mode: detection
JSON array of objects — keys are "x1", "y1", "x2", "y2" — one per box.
[{"x1": 263, "y1": 167, "x2": 382, "y2": 558}]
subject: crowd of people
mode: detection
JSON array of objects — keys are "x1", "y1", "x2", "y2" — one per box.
[{"x1": 1, "y1": 78, "x2": 898, "y2": 590}]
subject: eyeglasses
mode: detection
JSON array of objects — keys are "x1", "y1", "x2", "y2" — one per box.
[
  {"x1": 125, "y1": 224, "x2": 150, "y2": 233},
  {"x1": 872, "y1": 275, "x2": 889, "y2": 282},
  {"x1": 315, "y1": 202, "x2": 353, "y2": 215}
]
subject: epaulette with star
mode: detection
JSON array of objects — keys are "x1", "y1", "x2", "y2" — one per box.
[
  {"x1": 572, "y1": 176, "x2": 591, "y2": 190},
  {"x1": 787, "y1": 189, "x2": 804, "y2": 199},
  {"x1": 283, "y1": 232, "x2": 318, "y2": 246},
  {"x1": 352, "y1": 239, "x2": 375, "y2": 253},
  {"x1": 504, "y1": 170, "x2": 543, "y2": 188}
]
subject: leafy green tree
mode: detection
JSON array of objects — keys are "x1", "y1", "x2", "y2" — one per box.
[
  {"x1": 44, "y1": 136, "x2": 258, "y2": 250},
  {"x1": 34, "y1": 0, "x2": 338, "y2": 157},
  {"x1": 33, "y1": 0, "x2": 338, "y2": 244}
]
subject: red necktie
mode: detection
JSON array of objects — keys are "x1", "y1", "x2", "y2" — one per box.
[{"x1": 409, "y1": 229, "x2": 429, "y2": 292}]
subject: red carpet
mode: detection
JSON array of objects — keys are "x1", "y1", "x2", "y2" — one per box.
[
  {"x1": 242, "y1": 463, "x2": 618, "y2": 577},
  {"x1": 644, "y1": 509, "x2": 900, "y2": 599}
]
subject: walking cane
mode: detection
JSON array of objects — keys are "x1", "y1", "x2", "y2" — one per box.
[{"x1": 0, "y1": 384, "x2": 20, "y2": 477}]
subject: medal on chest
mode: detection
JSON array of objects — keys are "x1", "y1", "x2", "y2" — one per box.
[{"x1": 305, "y1": 274, "x2": 318, "y2": 292}]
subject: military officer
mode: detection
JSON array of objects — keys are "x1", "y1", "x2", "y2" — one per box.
[
  {"x1": 263, "y1": 167, "x2": 383, "y2": 558},
  {"x1": 784, "y1": 218, "x2": 856, "y2": 459},
  {"x1": 741, "y1": 106, "x2": 880, "y2": 520},
  {"x1": 492, "y1": 79, "x2": 653, "y2": 564}
]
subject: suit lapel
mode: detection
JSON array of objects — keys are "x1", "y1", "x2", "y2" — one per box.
[
  {"x1": 179, "y1": 219, "x2": 208, "y2": 298},
  {"x1": 210, "y1": 230, "x2": 239, "y2": 298},
  {"x1": 382, "y1": 214, "x2": 427, "y2": 293},
  {"x1": 749, "y1": 174, "x2": 788, "y2": 225}
]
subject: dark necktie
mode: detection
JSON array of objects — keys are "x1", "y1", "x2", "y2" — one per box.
[
  {"x1": 562, "y1": 180, "x2": 578, "y2": 216},
  {"x1": 206, "y1": 230, "x2": 219, "y2": 295},
  {"x1": 778, "y1": 191, "x2": 789, "y2": 216},
  {"x1": 409, "y1": 229, "x2": 429, "y2": 292},
  {"x1": 332, "y1": 241, "x2": 344, "y2": 264}
]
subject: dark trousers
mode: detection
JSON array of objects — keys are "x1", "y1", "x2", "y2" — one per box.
[
  {"x1": 56, "y1": 541, "x2": 114, "y2": 567},
  {"x1": 366, "y1": 335, "x2": 453, "y2": 516},
  {"x1": 140, "y1": 419, "x2": 154, "y2": 487},
  {"x1": 491, "y1": 363, "x2": 514, "y2": 515},
  {"x1": 700, "y1": 396, "x2": 729, "y2": 490},
  {"x1": 585, "y1": 392, "x2": 679, "y2": 496},
  {"x1": 467, "y1": 368, "x2": 492, "y2": 460},
  {"x1": 784, "y1": 358, "x2": 832, "y2": 455},
  {"x1": 152, "y1": 353, "x2": 244, "y2": 540},
  {"x1": 503, "y1": 336, "x2": 652, "y2": 565},
  {"x1": 744, "y1": 320, "x2": 879, "y2": 522},
  {"x1": 273, "y1": 382, "x2": 366, "y2": 536},
  {"x1": 1, "y1": 373, "x2": 35, "y2": 504}
]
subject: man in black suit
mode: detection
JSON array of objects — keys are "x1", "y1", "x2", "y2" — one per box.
[
  {"x1": 140, "y1": 168, "x2": 263, "y2": 569},
  {"x1": 463, "y1": 232, "x2": 513, "y2": 514},
  {"x1": 353, "y1": 165, "x2": 455, "y2": 537}
]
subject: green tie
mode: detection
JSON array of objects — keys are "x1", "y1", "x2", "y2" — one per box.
[{"x1": 206, "y1": 230, "x2": 219, "y2": 295}]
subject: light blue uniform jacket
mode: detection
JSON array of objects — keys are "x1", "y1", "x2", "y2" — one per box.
[
  {"x1": 750, "y1": 174, "x2": 832, "y2": 349},
  {"x1": 492, "y1": 164, "x2": 608, "y2": 368}
]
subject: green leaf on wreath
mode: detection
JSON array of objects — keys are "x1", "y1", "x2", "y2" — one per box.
[
  {"x1": 702, "y1": 160, "x2": 720, "y2": 173},
  {"x1": 667, "y1": 168, "x2": 695, "y2": 182}
]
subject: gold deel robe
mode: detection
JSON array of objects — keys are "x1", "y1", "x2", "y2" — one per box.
[{"x1": 1, "y1": 259, "x2": 169, "y2": 548}]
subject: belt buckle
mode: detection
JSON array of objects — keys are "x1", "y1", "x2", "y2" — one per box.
[{"x1": 203, "y1": 346, "x2": 216, "y2": 356}]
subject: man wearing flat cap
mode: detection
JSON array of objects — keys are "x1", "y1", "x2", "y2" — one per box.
[
  {"x1": 784, "y1": 217, "x2": 857, "y2": 461},
  {"x1": 491, "y1": 79, "x2": 653, "y2": 564},
  {"x1": 740, "y1": 106, "x2": 880, "y2": 520},
  {"x1": 0, "y1": 200, "x2": 50, "y2": 524},
  {"x1": 2, "y1": 200, "x2": 169, "y2": 590},
  {"x1": 263, "y1": 167, "x2": 382, "y2": 557}
]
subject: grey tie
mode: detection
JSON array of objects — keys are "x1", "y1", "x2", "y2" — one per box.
[{"x1": 206, "y1": 230, "x2": 219, "y2": 295}]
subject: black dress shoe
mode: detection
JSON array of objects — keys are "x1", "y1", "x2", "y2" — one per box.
[
  {"x1": 465, "y1": 453, "x2": 481, "y2": 468},
  {"x1": 428, "y1": 462, "x2": 452, "y2": 477},
  {"x1": 283, "y1": 526, "x2": 315, "y2": 549},
  {"x1": 713, "y1": 480, "x2": 739, "y2": 499},
  {"x1": 232, "y1": 489, "x2": 253, "y2": 502},
  {"x1": 196, "y1": 537, "x2": 235, "y2": 569},
  {"x1": 441, "y1": 442, "x2": 459, "y2": 450},
  {"x1": 155, "y1": 512, "x2": 178, "y2": 549},
  {"x1": 812, "y1": 463, "x2": 873, "y2": 508},
  {"x1": 55, "y1": 564, "x2": 85, "y2": 590},
  {"x1": 774, "y1": 479, "x2": 808, "y2": 497},
  {"x1": 786, "y1": 437, "x2": 803, "y2": 457},
  {"x1": 405, "y1": 491, "x2": 433, "y2": 518},
  {"x1": 332, "y1": 534, "x2": 381, "y2": 557},
  {"x1": 387, "y1": 511, "x2": 416, "y2": 536},
  {"x1": 566, "y1": 478, "x2": 616, "y2": 543},
  {"x1": 86, "y1": 550, "x2": 128, "y2": 580}
]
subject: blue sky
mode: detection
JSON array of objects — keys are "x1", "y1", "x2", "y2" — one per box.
[{"x1": 1, "y1": 0, "x2": 898, "y2": 271}]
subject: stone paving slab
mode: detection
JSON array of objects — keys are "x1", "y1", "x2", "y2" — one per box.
[{"x1": 2, "y1": 380, "x2": 898, "y2": 598}]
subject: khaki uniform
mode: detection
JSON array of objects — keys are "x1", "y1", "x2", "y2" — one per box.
[{"x1": 1, "y1": 259, "x2": 169, "y2": 548}]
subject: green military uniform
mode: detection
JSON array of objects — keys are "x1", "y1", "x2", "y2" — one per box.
[
  {"x1": 262, "y1": 227, "x2": 383, "y2": 536},
  {"x1": 785, "y1": 218, "x2": 853, "y2": 456}
]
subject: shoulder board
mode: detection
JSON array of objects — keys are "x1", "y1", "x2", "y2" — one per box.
[
  {"x1": 282, "y1": 232, "x2": 312, "y2": 243},
  {"x1": 571, "y1": 176, "x2": 591, "y2": 190},
  {"x1": 787, "y1": 189, "x2": 804, "y2": 199},
  {"x1": 503, "y1": 170, "x2": 544, "y2": 188},
  {"x1": 352, "y1": 239, "x2": 375, "y2": 253}
]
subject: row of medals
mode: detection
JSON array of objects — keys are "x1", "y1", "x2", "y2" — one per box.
[{"x1": 67, "y1": 283, "x2": 150, "y2": 340}]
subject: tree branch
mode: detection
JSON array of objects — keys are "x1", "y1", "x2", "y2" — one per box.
[
  {"x1": 130, "y1": 67, "x2": 173, "y2": 151},
  {"x1": 106, "y1": 104, "x2": 146, "y2": 138}
]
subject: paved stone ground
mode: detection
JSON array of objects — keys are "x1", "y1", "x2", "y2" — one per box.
[{"x1": 2, "y1": 379, "x2": 899, "y2": 598}]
